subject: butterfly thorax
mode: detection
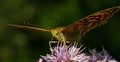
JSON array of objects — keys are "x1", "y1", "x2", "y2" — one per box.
[{"x1": 51, "y1": 27, "x2": 66, "y2": 42}]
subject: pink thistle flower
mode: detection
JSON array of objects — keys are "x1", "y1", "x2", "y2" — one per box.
[
  {"x1": 89, "y1": 49, "x2": 117, "y2": 62},
  {"x1": 38, "y1": 43, "x2": 117, "y2": 62},
  {"x1": 38, "y1": 58, "x2": 43, "y2": 62},
  {"x1": 39, "y1": 44, "x2": 90, "y2": 62}
]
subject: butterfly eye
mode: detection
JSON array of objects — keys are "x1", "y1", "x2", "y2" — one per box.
[
  {"x1": 55, "y1": 32, "x2": 59, "y2": 35},
  {"x1": 53, "y1": 30, "x2": 58, "y2": 35}
]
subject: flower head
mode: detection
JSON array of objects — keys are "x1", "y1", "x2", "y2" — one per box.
[
  {"x1": 40, "y1": 44, "x2": 90, "y2": 62},
  {"x1": 89, "y1": 49, "x2": 117, "y2": 62},
  {"x1": 38, "y1": 43, "x2": 117, "y2": 62}
]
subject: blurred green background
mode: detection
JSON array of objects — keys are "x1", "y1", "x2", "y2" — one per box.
[{"x1": 0, "y1": 0, "x2": 120, "y2": 62}]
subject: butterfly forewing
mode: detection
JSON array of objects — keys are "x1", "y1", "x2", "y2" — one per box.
[{"x1": 62, "y1": 6, "x2": 120, "y2": 42}]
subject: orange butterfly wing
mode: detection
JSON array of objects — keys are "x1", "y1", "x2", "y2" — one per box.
[{"x1": 62, "y1": 6, "x2": 120, "y2": 42}]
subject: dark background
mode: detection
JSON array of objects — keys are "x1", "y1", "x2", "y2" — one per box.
[{"x1": 0, "y1": 0, "x2": 120, "y2": 62}]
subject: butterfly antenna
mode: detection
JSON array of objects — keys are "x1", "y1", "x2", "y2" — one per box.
[
  {"x1": 23, "y1": 22, "x2": 37, "y2": 27},
  {"x1": 8, "y1": 24, "x2": 51, "y2": 32}
]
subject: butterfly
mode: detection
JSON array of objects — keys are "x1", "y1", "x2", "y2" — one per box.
[{"x1": 9, "y1": 6, "x2": 120, "y2": 43}]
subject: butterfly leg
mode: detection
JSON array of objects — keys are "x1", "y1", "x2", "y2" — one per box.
[
  {"x1": 49, "y1": 41, "x2": 58, "y2": 54},
  {"x1": 50, "y1": 35, "x2": 54, "y2": 41},
  {"x1": 49, "y1": 36, "x2": 54, "y2": 54}
]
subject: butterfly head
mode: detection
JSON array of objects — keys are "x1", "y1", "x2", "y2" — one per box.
[{"x1": 51, "y1": 27, "x2": 66, "y2": 42}]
